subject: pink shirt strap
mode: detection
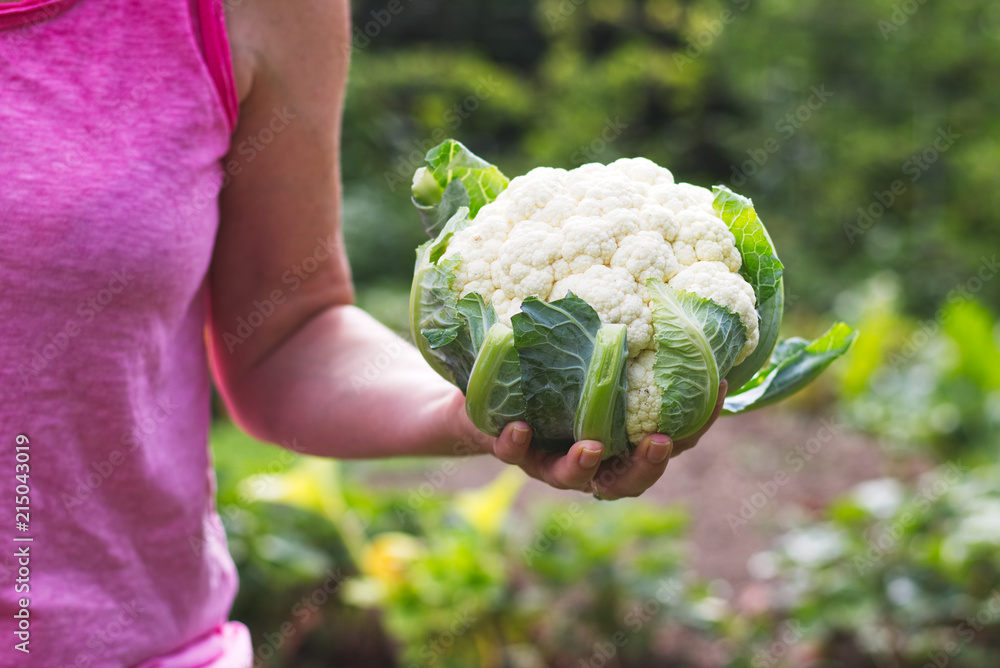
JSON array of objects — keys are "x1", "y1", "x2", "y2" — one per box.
[{"x1": 195, "y1": 0, "x2": 239, "y2": 133}]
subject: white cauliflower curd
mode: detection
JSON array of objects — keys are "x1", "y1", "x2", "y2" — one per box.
[{"x1": 441, "y1": 158, "x2": 759, "y2": 443}]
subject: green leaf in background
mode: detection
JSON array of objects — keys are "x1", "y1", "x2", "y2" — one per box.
[
  {"x1": 941, "y1": 300, "x2": 1000, "y2": 391},
  {"x1": 712, "y1": 185, "x2": 784, "y2": 306},
  {"x1": 465, "y1": 322, "x2": 526, "y2": 437},
  {"x1": 512, "y1": 293, "x2": 602, "y2": 452},
  {"x1": 648, "y1": 281, "x2": 748, "y2": 440},
  {"x1": 574, "y1": 323, "x2": 630, "y2": 458},
  {"x1": 723, "y1": 322, "x2": 858, "y2": 414},
  {"x1": 411, "y1": 140, "x2": 509, "y2": 237}
]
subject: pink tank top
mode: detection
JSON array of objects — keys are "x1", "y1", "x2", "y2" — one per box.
[{"x1": 1, "y1": 0, "x2": 252, "y2": 665}]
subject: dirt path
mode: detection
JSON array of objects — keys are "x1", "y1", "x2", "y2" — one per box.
[{"x1": 357, "y1": 409, "x2": 896, "y2": 590}]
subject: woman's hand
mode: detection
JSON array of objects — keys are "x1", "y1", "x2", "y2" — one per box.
[{"x1": 464, "y1": 381, "x2": 728, "y2": 500}]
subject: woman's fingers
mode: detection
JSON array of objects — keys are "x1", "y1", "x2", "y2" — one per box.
[
  {"x1": 589, "y1": 434, "x2": 673, "y2": 500},
  {"x1": 528, "y1": 441, "x2": 605, "y2": 490},
  {"x1": 494, "y1": 423, "x2": 604, "y2": 489},
  {"x1": 493, "y1": 379, "x2": 726, "y2": 497},
  {"x1": 496, "y1": 429, "x2": 673, "y2": 499},
  {"x1": 492, "y1": 421, "x2": 533, "y2": 464}
]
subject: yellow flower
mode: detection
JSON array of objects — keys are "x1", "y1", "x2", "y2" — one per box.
[
  {"x1": 361, "y1": 532, "x2": 427, "y2": 586},
  {"x1": 453, "y1": 468, "x2": 528, "y2": 536},
  {"x1": 238, "y1": 458, "x2": 346, "y2": 520}
]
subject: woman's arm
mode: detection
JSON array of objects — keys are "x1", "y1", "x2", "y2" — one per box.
[{"x1": 210, "y1": 0, "x2": 721, "y2": 498}]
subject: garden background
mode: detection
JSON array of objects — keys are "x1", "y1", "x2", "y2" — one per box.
[{"x1": 211, "y1": 0, "x2": 1000, "y2": 665}]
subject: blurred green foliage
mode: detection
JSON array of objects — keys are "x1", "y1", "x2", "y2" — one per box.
[
  {"x1": 726, "y1": 464, "x2": 1000, "y2": 667},
  {"x1": 835, "y1": 275, "x2": 1000, "y2": 459},
  {"x1": 342, "y1": 0, "x2": 1000, "y2": 317},
  {"x1": 212, "y1": 428, "x2": 728, "y2": 666}
]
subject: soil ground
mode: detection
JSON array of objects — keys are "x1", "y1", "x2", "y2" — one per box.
[{"x1": 355, "y1": 408, "x2": 913, "y2": 593}]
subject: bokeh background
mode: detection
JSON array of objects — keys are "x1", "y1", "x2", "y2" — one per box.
[{"x1": 212, "y1": 0, "x2": 1000, "y2": 665}]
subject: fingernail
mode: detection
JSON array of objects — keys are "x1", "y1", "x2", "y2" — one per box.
[
  {"x1": 579, "y1": 445, "x2": 603, "y2": 468},
  {"x1": 512, "y1": 425, "x2": 530, "y2": 447},
  {"x1": 647, "y1": 436, "x2": 671, "y2": 464}
]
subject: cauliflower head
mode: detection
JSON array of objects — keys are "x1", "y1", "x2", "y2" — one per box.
[{"x1": 441, "y1": 158, "x2": 759, "y2": 444}]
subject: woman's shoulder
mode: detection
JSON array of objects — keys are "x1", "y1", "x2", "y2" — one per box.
[{"x1": 224, "y1": 0, "x2": 350, "y2": 106}]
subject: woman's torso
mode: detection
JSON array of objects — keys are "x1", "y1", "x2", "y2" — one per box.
[{"x1": 0, "y1": 0, "x2": 250, "y2": 664}]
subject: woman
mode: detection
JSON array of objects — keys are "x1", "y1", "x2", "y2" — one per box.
[{"x1": 0, "y1": 0, "x2": 723, "y2": 664}]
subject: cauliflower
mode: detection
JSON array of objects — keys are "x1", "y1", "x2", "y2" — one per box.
[
  {"x1": 442, "y1": 158, "x2": 759, "y2": 443},
  {"x1": 411, "y1": 140, "x2": 854, "y2": 458}
]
